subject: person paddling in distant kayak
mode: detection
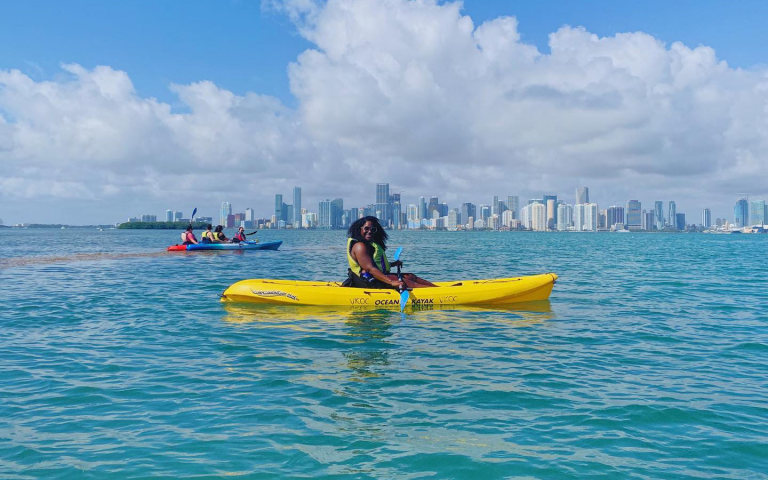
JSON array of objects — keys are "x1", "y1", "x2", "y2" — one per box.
[
  {"x1": 212, "y1": 225, "x2": 229, "y2": 243},
  {"x1": 200, "y1": 224, "x2": 214, "y2": 244},
  {"x1": 231, "y1": 226, "x2": 247, "y2": 243},
  {"x1": 345, "y1": 216, "x2": 436, "y2": 289},
  {"x1": 181, "y1": 225, "x2": 198, "y2": 245}
]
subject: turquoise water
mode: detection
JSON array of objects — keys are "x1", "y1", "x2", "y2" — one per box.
[{"x1": 1, "y1": 228, "x2": 766, "y2": 479}]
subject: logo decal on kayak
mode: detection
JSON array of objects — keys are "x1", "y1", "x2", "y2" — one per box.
[
  {"x1": 350, "y1": 298, "x2": 370, "y2": 305},
  {"x1": 250, "y1": 289, "x2": 298, "y2": 301},
  {"x1": 374, "y1": 299, "x2": 400, "y2": 306}
]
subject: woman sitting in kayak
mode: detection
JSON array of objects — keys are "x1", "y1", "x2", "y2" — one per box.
[
  {"x1": 345, "y1": 216, "x2": 436, "y2": 289},
  {"x1": 231, "y1": 226, "x2": 247, "y2": 243},
  {"x1": 181, "y1": 225, "x2": 198, "y2": 245},
  {"x1": 212, "y1": 225, "x2": 229, "y2": 243},
  {"x1": 200, "y1": 224, "x2": 214, "y2": 244}
]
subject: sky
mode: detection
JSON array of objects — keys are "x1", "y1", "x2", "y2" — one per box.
[{"x1": 2, "y1": 0, "x2": 768, "y2": 225}]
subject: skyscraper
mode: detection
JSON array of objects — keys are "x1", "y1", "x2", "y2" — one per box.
[
  {"x1": 220, "y1": 201, "x2": 231, "y2": 226},
  {"x1": 480, "y1": 205, "x2": 491, "y2": 222},
  {"x1": 626, "y1": 200, "x2": 642, "y2": 230},
  {"x1": 331, "y1": 198, "x2": 344, "y2": 228},
  {"x1": 492, "y1": 195, "x2": 505, "y2": 216},
  {"x1": 701, "y1": 208, "x2": 712, "y2": 229},
  {"x1": 557, "y1": 203, "x2": 573, "y2": 231},
  {"x1": 606, "y1": 206, "x2": 625, "y2": 229},
  {"x1": 418, "y1": 196, "x2": 427, "y2": 220},
  {"x1": 543, "y1": 194, "x2": 557, "y2": 230},
  {"x1": 576, "y1": 186, "x2": 589, "y2": 205},
  {"x1": 676, "y1": 213, "x2": 686, "y2": 231},
  {"x1": 654, "y1": 201, "x2": 664, "y2": 231},
  {"x1": 584, "y1": 203, "x2": 599, "y2": 231},
  {"x1": 668, "y1": 201, "x2": 677, "y2": 230},
  {"x1": 530, "y1": 203, "x2": 547, "y2": 231},
  {"x1": 245, "y1": 208, "x2": 254, "y2": 228},
  {"x1": 507, "y1": 196, "x2": 519, "y2": 219},
  {"x1": 293, "y1": 187, "x2": 302, "y2": 228},
  {"x1": 427, "y1": 196, "x2": 439, "y2": 218},
  {"x1": 166, "y1": 210, "x2": 173, "y2": 222},
  {"x1": 376, "y1": 183, "x2": 390, "y2": 225},
  {"x1": 749, "y1": 200, "x2": 765, "y2": 226},
  {"x1": 274, "y1": 195, "x2": 283, "y2": 225},
  {"x1": 392, "y1": 199, "x2": 402, "y2": 229},
  {"x1": 573, "y1": 203, "x2": 584, "y2": 231},
  {"x1": 407, "y1": 204, "x2": 419, "y2": 228},
  {"x1": 318, "y1": 199, "x2": 331, "y2": 229},
  {"x1": 461, "y1": 203, "x2": 476, "y2": 227},
  {"x1": 643, "y1": 211, "x2": 654, "y2": 231},
  {"x1": 734, "y1": 198, "x2": 748, "y2": 227}
]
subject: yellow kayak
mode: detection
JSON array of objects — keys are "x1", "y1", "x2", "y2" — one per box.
[{"x1": 220, "y1": 273, "x2": 557, "y2": 308}]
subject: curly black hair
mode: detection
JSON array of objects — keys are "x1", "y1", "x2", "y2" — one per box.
[{"x1": 347, "y1": 216, "x2": 388, "y2": 249}]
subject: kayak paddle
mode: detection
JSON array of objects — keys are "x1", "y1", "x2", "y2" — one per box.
[
  {"x1": 191, "y1": 207, "x2": 198, "y2": 222},
  {"x1": 245, "y1": 230, "x2": 258, "y2": 236},
  {"x1": 392, "y1": 247, "x2": 409, "y2": 312}
]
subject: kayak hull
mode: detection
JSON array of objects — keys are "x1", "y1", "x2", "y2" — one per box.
[
  {"x1": 167, "y1": 241, "x2": 282, "y2": 251},
  {"x1": 221, "y1": 273, "x2": 557, "y2": 308}
]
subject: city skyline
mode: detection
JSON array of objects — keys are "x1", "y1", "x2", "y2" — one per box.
[
  {"x1": 112, "y1": 183, "x2": 762, "y2": 233},
  {"x1": 3, "y1": 1, "x2": 768, "y2": 224}
]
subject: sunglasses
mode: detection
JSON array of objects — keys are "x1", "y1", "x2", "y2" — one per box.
[{"x1": 362, "y1": 226, "x2": 378, "y2": 233}]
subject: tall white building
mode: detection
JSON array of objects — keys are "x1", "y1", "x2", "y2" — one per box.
[
  {"x1": 557, "y1": 204, "x2": 573, "y2": 231},
  {"x1": 583, "y1": 203, "x2": 599, "y2": 231},
  {"x1": 573, "y1": 204, "x2": 584, "y2": 231},
  {"x1": 220, "y1": 202, "x2": 231, "y2": 226},
  {"x1": 501, "y1": 210, "x2": 516, "y2": 229},
  {"x1": 407, "y1": 204, "x2": 419, "y2": 227},
  {"x1": 520, "y1": 204, "x2": 531, "y2": 230},
  {"x1": 530, "y1": 203, "x2": 547, "y2": 231},
  {"x1": 573, "y1": 203, "x2": 598, "y2": 231},
  {"x1": 447, "y1": 209, "x2": 458, "y2": 230}
]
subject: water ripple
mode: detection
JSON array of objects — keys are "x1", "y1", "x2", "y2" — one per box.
[{"x1": 1, "y1": 229, "x2": 767, "y2": 478}]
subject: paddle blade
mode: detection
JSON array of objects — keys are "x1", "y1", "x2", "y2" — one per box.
[
  {"x1": 400, "y1": 289, "x2": 409, "y2": 312},
  {"x1": 393, "y1": 247, "x2": 402, "y2": 261},
  {"x1": 191, "y1": 207, "x2": 197, "y2": 220}
]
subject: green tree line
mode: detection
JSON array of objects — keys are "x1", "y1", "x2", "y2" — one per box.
[{"x1": 117, "y1": 221, "x2": 209, "y2": 230}]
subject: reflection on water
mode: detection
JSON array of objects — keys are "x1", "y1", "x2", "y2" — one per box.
[
  {"x1": 220, "y1": 301, "x2": 554, "y2": 328},
  {"x1": 341, "y1": 310, "x2": 395, "y2": 380},
  {"x1": 221, "y1": 302, "x2": 555, "y2": 381}
]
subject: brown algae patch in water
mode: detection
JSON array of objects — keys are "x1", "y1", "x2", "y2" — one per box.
[{"x1": 0, "y1": 251, "x2": 170, "y2": 269}]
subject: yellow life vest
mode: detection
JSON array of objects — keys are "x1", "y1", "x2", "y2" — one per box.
[{"x1": 347, "y1": 238, "x2": 389, "y2": 276}]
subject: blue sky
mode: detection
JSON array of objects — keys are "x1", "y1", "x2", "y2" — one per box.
[
  {"x1": 4, "y1": 1, "x2": 766, "y2": 104},
  {"x1": 2, "y1": 0, "x2": 768, "y2": 224}
]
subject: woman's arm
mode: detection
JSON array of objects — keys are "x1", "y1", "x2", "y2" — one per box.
[{"x1": 351, "y1": 243, "x2": 402, "y2": 288}]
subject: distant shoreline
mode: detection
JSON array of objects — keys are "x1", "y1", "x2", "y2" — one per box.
[{"x1": 1, "y1": 224, "x2": 755, "y2": 234}]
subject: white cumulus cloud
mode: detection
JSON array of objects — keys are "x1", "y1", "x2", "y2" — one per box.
[{"x1": 2, "y1": 0, "x2": 768, "y2": 223}]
